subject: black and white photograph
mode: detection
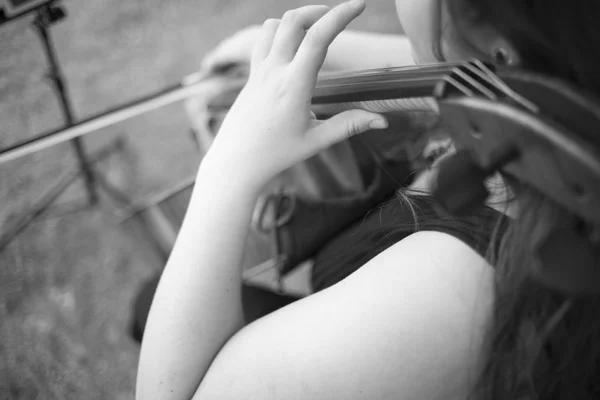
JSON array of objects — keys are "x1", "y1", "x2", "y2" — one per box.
[{"x1": 1, "y1": 0, "x2": 600, "y2": 399}]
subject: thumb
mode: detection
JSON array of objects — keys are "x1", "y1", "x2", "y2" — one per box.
[{"x1": 310, "y1": 110, "x2": 388, "y2": 148}]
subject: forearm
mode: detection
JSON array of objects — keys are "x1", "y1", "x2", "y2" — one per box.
[
  {"x1": 324, "y1": 30, "x2": 415, "y2": 71},
  {"x1": 135, "y1": 158, "x2": 261, "y2": 400}
]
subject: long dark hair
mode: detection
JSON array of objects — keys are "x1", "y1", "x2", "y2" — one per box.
[{"x1": 446, "y1": 1, "x2": 600, "y2": 398}]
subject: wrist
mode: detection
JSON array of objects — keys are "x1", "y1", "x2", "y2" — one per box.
[{"x1": 198, "y1": 153, "x2": 265, "y2": 198}]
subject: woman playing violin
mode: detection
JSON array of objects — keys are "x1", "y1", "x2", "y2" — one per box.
[{"x1": 136, "y1": 1, "x2": 600, "y2": 399}]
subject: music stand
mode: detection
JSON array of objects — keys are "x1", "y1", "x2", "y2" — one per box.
[{"x1": 0, "y1": 1, "x2": 126, "y2": 251}]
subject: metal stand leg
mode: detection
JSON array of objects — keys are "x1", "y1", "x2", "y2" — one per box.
[{"x1": 33, "y1": 5, "x2": 98, "y2": 205}]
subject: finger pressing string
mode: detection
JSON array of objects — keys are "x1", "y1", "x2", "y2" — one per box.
[
  {"x1": 292, "y1": 0, "x2": 366, "y2": 88},
  {"x1": 269, "y1": 5, "x2": 331, "y2": 63}
]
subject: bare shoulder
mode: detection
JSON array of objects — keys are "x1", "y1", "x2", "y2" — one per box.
[
  {"x1": 366, "y1": 230, "x2": 496, "y2": 305},
  {"x1": 194, "y1": 231, "x2": 494, "y2": 400}
]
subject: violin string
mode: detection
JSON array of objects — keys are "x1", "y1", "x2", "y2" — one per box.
[
  {"x1": 463, "y1": 62, "x2": 504, "y2": 97},
  {"x1": 444, "y1": 75, "x2": 475, "y2": 97},
  {"x1": 452, "y1": 67, "x2": 498, "y2": 100},
  {"x1": 472, "y1": 60, "x2": 540, "y2": 113}
]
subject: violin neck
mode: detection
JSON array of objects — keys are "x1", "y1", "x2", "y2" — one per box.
[{"x1": 313, "y1": 63, "x2": 462, "y2": 104}]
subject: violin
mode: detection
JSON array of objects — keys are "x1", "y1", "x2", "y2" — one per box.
[{"x1": 312, "y1": 60, "x2": 600, "y2": 294}]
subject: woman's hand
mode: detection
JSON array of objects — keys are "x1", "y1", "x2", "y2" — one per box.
[{"x1": 203, "y1": 0, "x2": 389, "y2": 189}]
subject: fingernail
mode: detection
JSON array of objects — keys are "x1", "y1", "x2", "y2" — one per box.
[
  {"x1": 369, "y1": 119, "x2": 388, "y2": 129},
  {"x1": 349, "y1": 0, "x2": 365, "y2": 9}
]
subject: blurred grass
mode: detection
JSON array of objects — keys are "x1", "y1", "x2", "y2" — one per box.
[{"x1": 0, "y1": 0, "x2": 401, "y2": 398}]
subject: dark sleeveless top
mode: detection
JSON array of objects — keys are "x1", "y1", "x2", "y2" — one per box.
[{"x1": 311, "y1": 194, "x2": 509, "y2": 292}]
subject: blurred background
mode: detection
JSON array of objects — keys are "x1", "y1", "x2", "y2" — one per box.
[{"x1": 0, "y1": 0, "x2": 401, "y2": 398}]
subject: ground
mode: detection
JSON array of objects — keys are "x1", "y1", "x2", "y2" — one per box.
[{"x1": 0, "y1": 1, "x2": 400, "y2": 398}]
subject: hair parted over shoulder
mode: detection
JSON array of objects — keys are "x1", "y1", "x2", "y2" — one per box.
[{"x1": 443, "y1": 1, "x2": 600, "y2": 399}]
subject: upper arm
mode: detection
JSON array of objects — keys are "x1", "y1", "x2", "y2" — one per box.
[
  {"x1": 193, "y1": 231, "x2": 495, "y2": 400},
  {"x1": 395, "y1": 0, "x2": 442, "y2": 64},
  {"x1": 324, "y1": 31, "x2": 415, "y2": 71}
]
